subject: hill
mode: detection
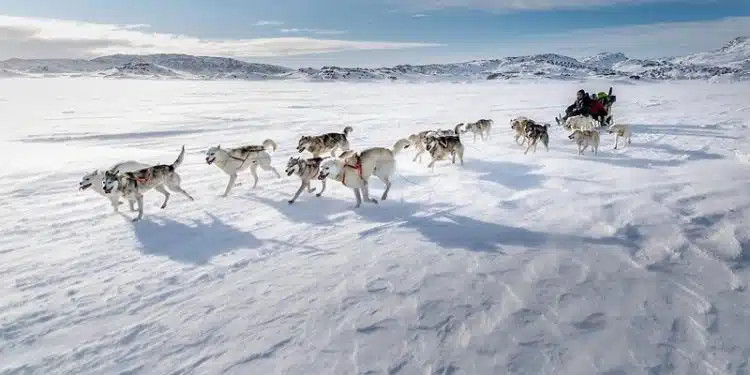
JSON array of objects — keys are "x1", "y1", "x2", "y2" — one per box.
[{"x1": 0, "y1": 37, "x2": 747, "y2": 82}]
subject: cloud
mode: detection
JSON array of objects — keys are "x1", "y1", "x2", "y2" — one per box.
[
  {"x1": 394, "y1": 0, "x2": 685, "y2": 11},
  {"x1": 0, "y1": 15, "x2": 441, "y2": 60},
  {"x1": 254, "y1": 20, "x2": 284, "y2": 26},
  {"x1": 508, "y1": 16, "x2": 750, "y2": 58},
  {"x1": 279, "y1": 28, "x2": 347, "y2": 35},
  {"x1": 412, "y1": 13, "x2": 429, "y2": 18}
]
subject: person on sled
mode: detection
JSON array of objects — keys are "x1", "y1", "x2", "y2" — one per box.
[
  {"x1": 560, "y1": 89, "x2": 592, "y2": 122},
  {"x1": 589, "y1": 96, "x2": 609, "y2": 126}
]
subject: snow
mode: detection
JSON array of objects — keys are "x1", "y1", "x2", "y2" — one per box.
[{"x1": 2, "y1": 77, "x2": 750, "y2": 375}]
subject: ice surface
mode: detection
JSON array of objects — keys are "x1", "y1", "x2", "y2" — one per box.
[{"x1": 1, "y1": 78, "x2": 749, "y2": 375}]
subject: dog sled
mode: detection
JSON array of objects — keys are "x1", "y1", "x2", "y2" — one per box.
[{"x1": 555, "y1": 87, "x2": 616, "y2": 128}]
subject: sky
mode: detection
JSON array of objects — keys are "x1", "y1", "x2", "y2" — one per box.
[{"x1": 0, "y1": 0, "x2": 748, "y2": 67}]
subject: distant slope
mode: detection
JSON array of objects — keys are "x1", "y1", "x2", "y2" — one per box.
[{"x1": 0, "y1": 37, "x2": 747, "y2": 82}]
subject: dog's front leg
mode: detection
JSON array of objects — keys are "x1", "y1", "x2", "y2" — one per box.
[
  {"x1": 427, "y1": 159, "x2": 436, "y2": 172},
  {"x1": 222, "y1": 173, "x2": 238, "y2": 197},
  {"x1": 133, "y1": 194, "x2": 144, "y2": 222},
  {"x1": 614, "y1": 135, "x2": 619, "y2": 150},
  {"x1": 316, "y1": 179, "x2": 326, "y2": 197},
  {"x1": 288, "y1": 182, "x2": 306, "y2": 204},
  {"x1": 110, "y1": 197, "x2": 120, "y2": 212},
  {"x1": 306, "y1": 180, "x2": 316, "y2": 193},
  {"x1": 353, "y1": 188, "x2": 362, "y2": 208},
  {"x1": 250, "y1": 165, "x2": 259, "y2": 188},
  {"x1": 523, "y1": 139, "x2": 534, "y2": 155},
  {"x1": 360, "y1": 180, "x2": 378, "y2": 205},
  {"x1": 128, "y1": 199, "x2": 136, "y2": 212}
]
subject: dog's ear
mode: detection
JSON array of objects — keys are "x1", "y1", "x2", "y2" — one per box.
[{"x1": 93, "y1": 169, "x2": 99, "y2": 175}]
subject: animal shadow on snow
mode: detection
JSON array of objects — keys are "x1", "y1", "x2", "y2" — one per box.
[
  {"x1": 356, "y1": 200, "x2": 635, "y2": 254},
  {"x1": 20, "y1": 128, "x2": 213, "y2": 143},
  {"x1": 460, "y1": 159, "x2": 545, "y2": 191},
  {"x1": 242, "y1": 193, "x2": 346, "y2": 225},
  {"x1": 241, "y1": 174, "x2": 434, "y2": 225},
  {"x1": 131, "y1": 213, "x2": 261, "y2": 265},
  {"x1": 575, "y1": 136, "x2": 723, "y2": 170}
]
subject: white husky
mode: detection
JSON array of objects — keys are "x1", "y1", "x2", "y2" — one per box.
[
  {"x1": 205, "y1": 139, "x2": 281, "y2": 197},
  {"x1": 78, "y1": 160, "x2": 150, "y2": 211},
  {"x1": 318, "y1": 139, "x2": 410, "y2": 208}
]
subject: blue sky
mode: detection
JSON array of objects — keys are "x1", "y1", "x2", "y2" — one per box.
[{"x1": 0, "y1": 0, "x2": 748, "y2": 67}]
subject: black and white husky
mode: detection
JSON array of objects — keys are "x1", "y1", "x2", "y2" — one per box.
[
  {"x1": 424, "y1": 123, "x2": 465, "y2": 171},
  {"x1": 102, "y1": 146, "x2": 195, "y2": 221},
  {"x1": 297, "y1": 126, "x2": 353, "y2": 158},
  {"x1": 461, "y1": 118, "x2": 493, "y2": 142},
  {"x1": 79, "y1": 160, "x2": 149, "y2": 212},
  {"x1": 284, "y1": 156, "x2": 327, "y2": 204}
]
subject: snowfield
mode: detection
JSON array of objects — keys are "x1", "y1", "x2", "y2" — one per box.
[{"x1": 1, "y1": 77, "x2": 750, "y2": 375}]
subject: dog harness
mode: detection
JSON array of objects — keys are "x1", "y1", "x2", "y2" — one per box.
[
  {"x1": 341, "y1": 159, "x2": 363, "y2": 186},
  {"x1": 134, "y1": 170, "x2": 152, "y2": 184}
]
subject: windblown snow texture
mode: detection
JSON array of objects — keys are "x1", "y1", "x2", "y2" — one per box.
[{"x1": 1, "y1": 78, "x2": 749, "y2": 374}]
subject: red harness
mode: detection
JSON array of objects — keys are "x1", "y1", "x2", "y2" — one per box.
[
  {"x1": 134, "y1": 170, "x2": 152, "y2": 184},
  {"x1": 341, "y1": 159, "x2": 362, "y2": 186}
]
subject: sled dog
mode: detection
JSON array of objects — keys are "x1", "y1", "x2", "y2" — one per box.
[
  {"x1": 285, "y1": 156, "x2": 327, "y2": 204},
  {"x1": 607, "y1": 123, "x2": 632, "y2": 149},
  {"x1": 407, "y1": 130, "x2": 432, "y2": 163},
  {"x1": 79, "y1": 160, "x2": 150, "y2": 212},
  {"x1": 318, "y1": 138, "x2": 411, "y2": 208},
  {"x1": 568, "y1": 129, "x2": 600, "y2": 155},
  {"x1": 424, "y1": 123, "x2": 465, "y2": 171},
  {"x1": 523, "y1": 123, "x2": 550, "y2": 155},
  {"x1": 564, "y1": 115, "x2": 599, "y2": 132},
  {"x1": 297, "y1": 126, "x2": 353, "y2": 158},
  {"x1": 205, "y1": 139, "x2": 281, "y2": 197},
  {"x1": 102, "y1": 146, "x2": 195, "y2": 222},
  {"x1": 510, "y1": 116, "x2": 532, "y2": 145},
  {"x1": 462, "y1": 118, "x2": 493, "y2": 142}
]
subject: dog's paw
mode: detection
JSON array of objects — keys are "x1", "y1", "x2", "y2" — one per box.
[
  {"x1": 288, "y1": 200, "x2": 295, "y2": 204},
  {"x1": 310, "y1": 187, "x2": 317, "y2": 192},
  {"x1": 315, "y1": 193, "x2": 322, "y2": 197}
]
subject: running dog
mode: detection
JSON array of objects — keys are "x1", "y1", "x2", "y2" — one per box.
[
  {"x1": 607, "y1": 123, "x2": 632, "y2": 149},
  {"x1": 317, "y1": 138, "x2": 411, "y2": 208},
  {"x1": 79, "y1": 160, "x2": 149, "y2": 212},
  {"x1": 102, "y1": 146, "x2": 195, "y2": 222},
  {"x1": 523, "y1": 123, "x2": 550, "y2": 155},
  {"x1": 285, "y1": 156, "x2": 327, "y2": 204},
  {"x1": 424, "y1": 123, "x2": 465, "y2": 171},
  {"x1": 297, "y1": 126, "x2": 353, "y2": 158},
  {"x1": 462, "y1": 118, "x2": 493, "y2": 142},
  {"x1": 564, "y1": 115, "x2": 599, "y2": 132},
  {"x1": 510, "y1": 116, "x2": 532, "y2": 145},
  {"x1": 205, "y1": 139, "x2": 281, "y2": 197},
  {"x1": 407, "y1": 130, "x2": 431, "y2": 163},
  {"x1": 568, "y1": 129, "x2": 600, "y2": 155}
]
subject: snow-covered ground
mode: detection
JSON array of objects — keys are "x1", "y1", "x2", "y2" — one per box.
[{"x1": 1, "y1": 77, "x2": 749, "y2": 375}]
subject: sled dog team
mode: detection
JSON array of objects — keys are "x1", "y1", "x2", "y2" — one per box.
[{"x1": 79, "y1": 117, "x2": 632, "y2": 221}]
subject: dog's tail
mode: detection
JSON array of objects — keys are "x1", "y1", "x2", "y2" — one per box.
[
  {"x1": 262, "y1": 139, "x2": 278, "y2": 152},
  {"x1": 171, "y1": 145, "x2": 186, "y2": 170},
  {"x1": 342, "y1": 126, "x2": 353, "y2": 137},
  {"x1": 454, "y1": 123, "x2": 464, "y2": 135},
  {"x1": 391, "y1": 138, "x2": 411, "y2": 155}
]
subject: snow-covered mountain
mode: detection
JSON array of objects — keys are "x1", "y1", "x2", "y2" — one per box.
[{"x1": 0, "y1": 37, "x2": 747, "y2": 82}]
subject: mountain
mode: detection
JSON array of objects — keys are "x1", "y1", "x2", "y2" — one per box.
[
  {"x1": 670, "y1": 36, "x2": 750, "y2": 69},
  {"x1": 0, "y1": 37, "x2": 747, "y2": 82}
]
